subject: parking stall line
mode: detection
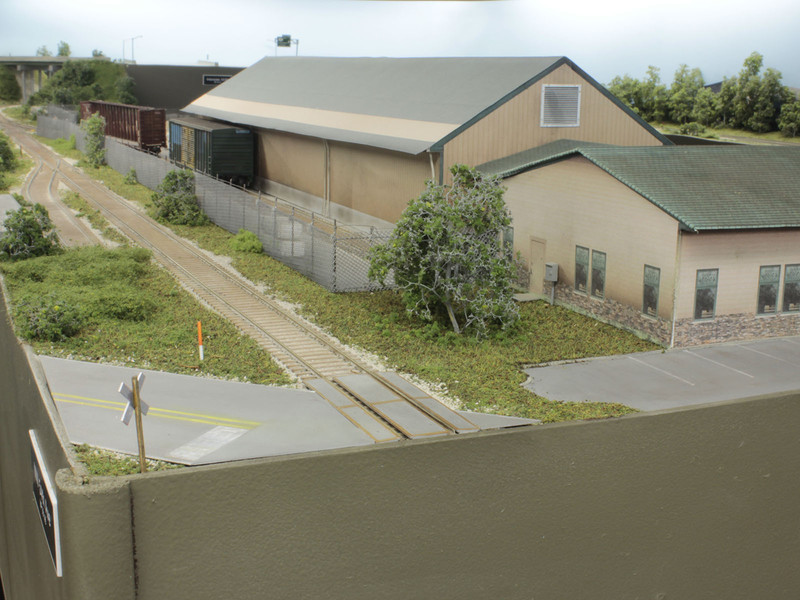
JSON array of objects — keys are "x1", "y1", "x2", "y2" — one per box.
[
  {"x1": 627, "y1": 356, "x2": 695, "y2": 386},
  {"x1": 683, "y1": 350, "x2": 754, "y2": 378},
  {"x1": 738, "y1": 344, "x2": 794, "y2": 364}
]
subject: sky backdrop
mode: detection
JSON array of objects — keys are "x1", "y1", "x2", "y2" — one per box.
[{"x1": 2, "y1": 0, "x2": 799, "y2": 87}]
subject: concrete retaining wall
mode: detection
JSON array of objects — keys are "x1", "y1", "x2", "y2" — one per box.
[{"x1": 2, "y1": 279, "x2": 799, "y2": 598}]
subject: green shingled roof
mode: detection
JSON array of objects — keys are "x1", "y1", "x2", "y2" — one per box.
[{"x1": 479, "y1": 142, "x2": 800, "y2": 232}]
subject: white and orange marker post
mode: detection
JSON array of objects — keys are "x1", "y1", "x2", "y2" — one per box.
[{"x1": 197, "y1": 321, "x2": 204, "y2": 361}]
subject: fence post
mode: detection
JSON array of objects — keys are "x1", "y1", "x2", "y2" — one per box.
[
  {"x1": 257, "y1": 195, "x2": 261, "y2": 239},
  {"x1": 310, "y1": 213, "x2": 315, "y2": 275},
  {"x1": 332, "y1": 219, "x2": 337, "y2": 292},
  {"x1": 242, "y1": 192, "x2": 246, "y2": 231},
  {"x1": 291, "y1": 207, "x2": 295, "y2": 257}
]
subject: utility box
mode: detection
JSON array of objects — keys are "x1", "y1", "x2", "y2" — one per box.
[{"x1": 545, "y1": 262, "x2": 559, "y2": 282}]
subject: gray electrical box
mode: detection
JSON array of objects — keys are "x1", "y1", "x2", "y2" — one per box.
[{"x1": 544, "y1": 262, "x2": 559, "y2": 282}]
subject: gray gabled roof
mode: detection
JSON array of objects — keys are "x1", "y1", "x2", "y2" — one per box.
[
  {"x1": 183, "y1": 56, "x2": 667, "y2": 154},
  {"x1": 479, "y1": 142, "x2": 800, "y2": 232}
]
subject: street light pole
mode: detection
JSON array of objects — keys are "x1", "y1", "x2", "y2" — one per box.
[{"x1": 131, "y1": 35, "x2": 142, "y2": 63}]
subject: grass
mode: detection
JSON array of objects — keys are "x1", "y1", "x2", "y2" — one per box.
[
  {"x1": 7, "y1": 130, "x2": 659, "y2": 422},
  {"x1": 60, "y1": 190, "x2": 128, "y2": 244},
  {"x1": 0, "y1": 245, "x2": 293, "y2": 386},
  {"x1": 73, "y1": 443, "x2": 183, "y2": 476},
  {"x1": 652, "y1": 120, "x2": 800, "y2": 145}
]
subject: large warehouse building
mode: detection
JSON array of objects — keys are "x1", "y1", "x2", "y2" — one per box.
[{"x1": 183, "y1": 56, "x2": 669, "y2": 224}]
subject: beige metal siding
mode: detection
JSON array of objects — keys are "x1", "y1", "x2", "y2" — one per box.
[
  {"x1": 504, "y1": 157, "x2": 680, "y2": 319},
  {"x1": 676, "y1": 230, "x2": 800, "y2": 319},
  {"x1": 329, "y1": 142, "x2": 434, "y2": 223},
  {"x1": 443, "y1": 63, "x2": 663, "y2": 174},
  {"x1": 256, "y1": 129, "x2": 325, "y2": 198}
]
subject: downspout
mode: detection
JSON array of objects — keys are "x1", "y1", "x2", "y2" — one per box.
[
  {"x1": 669, "y1": 228, "x2": 683, "y2": 348},
  {"x1": 323, "y1": 139, "x2": 330, "y2": 217}
]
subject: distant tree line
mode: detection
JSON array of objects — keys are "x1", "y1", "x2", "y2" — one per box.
[{"x1": 607, "y1": 52, "x2": 800, "y2": 137}]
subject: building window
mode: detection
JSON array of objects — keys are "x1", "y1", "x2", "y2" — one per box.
[
  {"x1": 643, "y1": 265, "x2": 660, "y2": 317},
  {"x1": 502, "y1": 226, "x2": 514, "y2": 250},
  {"x1": 541, "y1": 85, "x2": 581, "y2": 127},
  {"x1": 575, "y1": 246, "x2": 589, "y2": 293},
  {"x1": 757, "y1": 265, "x2": 781, "y2": 315},
  {"x1": 694, "y1": 269, "x2": 718, "y2": 320},
  {"x1": 591, "y1": 250, "x2": 606, "y2": 299},
  {"x1": 783, "y1": 264, "x2": 800, "y2": 313}
]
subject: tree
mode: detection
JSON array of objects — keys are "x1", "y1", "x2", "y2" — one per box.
[
  {"x1": 778, "y1": 97, "x2": 800, "y2": 137},
  {"x1": 668, "y1": 64, "x2": 704, "y2": 124},
  {"x1": 0, "y1": 204, "x2": 62, "y2": 261},
  {"x1": 0, "y1": 132, "x2": 16, "y2": 172},
  {"x1": 35, "y1": 46, "x2": 52, "y2": 57},
  {"x1": 691, "y1": 87, "x2": 719, "y2": 126},
  {"x1": 606, "y1": 67, "x2": 667, "y2": 122},
  {"x1": 151, "y1": 170, "x2": 209, "y2": 226},
  {"x1": 80, "y1": 112, "x2": 106, "y2": 167},
  {"x1": 92, "y1": 49, "x2": 105, "y2": 58},
  {"x1": 369, "y1": 165, "x2": 519, "y2": 337},
  {"x1": 0, "y1": 66, "x2": 21, "y2": 102},
  {"x1": 57, "y1": 41, "x2": 71, "y2": 57}
]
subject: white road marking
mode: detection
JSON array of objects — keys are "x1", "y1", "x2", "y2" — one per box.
[
  {"x1": 628, "y1": 356, "x2": 695, "y2": 386},
  {"x1": 167, "y1": 426, "x2": 249, "y2": 462},
  {"x1": 683, "y1": 350, "x2": 755, "y2": 378},
  {"x1": 738, "y1": 344, "x2": 793, "y2": 364}
]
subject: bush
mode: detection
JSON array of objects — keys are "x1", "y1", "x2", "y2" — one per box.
[
  {"x1": 151, "y1": 170, "x2": 209, "y2": 226},
  {"x1": 14, "y1": 294, "x2": 85, "y2": 341},
  {"x1": 229, "y1": 229, "x2": 263, "y2": 253},
  {"x1": 87, "y1": 287, "x2": 157, "y2": 321},
  {"x1": 678, "y1": 121, "x2": 706, "y2": 136},
  {"x1": 81, "y1": 113, "x2": 105, "y2": 167},
  {"x1": 0, "y1": 132, "x2": 16, "y2": 172},
  {"x1": 123, "y1": 168, "x2": 138, "y2": 185},
  {"x1": 0, "y1": 204, "x2": 62, "y2": 261}
]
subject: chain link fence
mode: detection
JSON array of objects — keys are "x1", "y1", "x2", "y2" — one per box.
[{"x1": 36, "y1": 111, "x2": 395, "y2": 292}]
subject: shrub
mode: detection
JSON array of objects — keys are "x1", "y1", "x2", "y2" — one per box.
[
  {"x1": 87, "y1": 287, "x2": 157, "y2": 321},
  {"x1": 0, "y1": 132, "x2": 16, "y2": 172},
  {"x1": 229, "y1": 229, "x2": 263, "y2": 253},
  {"x1": 123, "y1": 168, "x2": 138, "y2": 185},
  {"x1": 81, "y1": 113, "x2": 106, "y2": 167},
  {"x1": 0, "y1": 204, "x2": 62, "y2": 261},
  {"x1": 678, "y1": 121, "x2": 706, "y2": 136},
  {"x1": 14, "y1": 294, "x2": 85, "y2": 341},
  {"x1": 151, "y1": 170, "x2": 209, "y2": 226}
]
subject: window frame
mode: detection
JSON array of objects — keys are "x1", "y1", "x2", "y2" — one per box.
[
  {"x1": 782, "y1": 263, "x2": 800, "y2": 313},
  {"x1": 756, "y1": 265, "x2": 781, "y2": 315},
  {"x1": 694, "y1": 268, "x2": 719, "y2": 320},
  {"x1": 540, "y1": 84, "x2": 581, "y2": 128},
  {"x1": 590, "y1": 250, "x2": 606, "y2": 299},
  {"x1": 642, "y1": 264, "x2": 660, "y2": 317},
  {"x1": 574, "y1": 245, "x2": 589, "y2": 294}
]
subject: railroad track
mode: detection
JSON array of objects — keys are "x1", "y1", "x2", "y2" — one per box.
[{"x1": 0, "y1": 112, "x2": 481, "y2": 443}]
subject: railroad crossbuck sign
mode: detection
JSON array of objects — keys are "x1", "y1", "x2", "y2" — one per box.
[
  {"x1": 119, "y1": 372, "x2": 148, "y2": 424},
  {"x1": 119, "y1": 372, "x2": 149, "y2": 473}
]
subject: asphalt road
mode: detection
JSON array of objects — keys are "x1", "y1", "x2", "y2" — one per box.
[{"x1": 524, "y1": 336, "x2": 800, "y2": 411}]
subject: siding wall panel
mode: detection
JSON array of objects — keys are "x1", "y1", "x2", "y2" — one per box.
[
  {"x1": 444, "y1": 64, "x2": 663, "y2": 174},
  {"x1": 504, "y1": 157, "x2": 679, "y2": 319},
  {"x1": 257, "y1": 129, "x2": 325, "y2": 198}
]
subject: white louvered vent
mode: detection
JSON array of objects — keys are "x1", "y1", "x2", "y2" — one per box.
[{"x1": 540, "y1": 85, "x2": 581, "y2": 127}]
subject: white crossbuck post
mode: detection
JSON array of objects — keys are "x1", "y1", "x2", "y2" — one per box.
[{"x1": 119, "y1": 372, "x2": 149, "y2": 425}]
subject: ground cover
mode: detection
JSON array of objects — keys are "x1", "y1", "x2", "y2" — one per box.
[
  {"x1": 0, "y1": 245, "x2": 292, "y2": 386},
  {"x1": 20, "y1": 132, "x2": 659, "y2": 422},
  {"x1": 73, "y1": 443, "x2": 182, "y2": 476}
]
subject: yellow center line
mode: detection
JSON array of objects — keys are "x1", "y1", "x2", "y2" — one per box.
[{"x1": 53, "y1": 393, "x2": 261, "y2": 429}]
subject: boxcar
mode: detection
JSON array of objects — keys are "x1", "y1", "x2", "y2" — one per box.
[
  {"x1": 168, "y1": 116, "x2": 254, "y2": 185},
  {"x1": 79, "y1": 101, "x2": 166, "y2": 151}
]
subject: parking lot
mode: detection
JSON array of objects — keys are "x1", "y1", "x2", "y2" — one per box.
[{"x1": 524, "y1": 336, "x2": 800, "y2": 411}]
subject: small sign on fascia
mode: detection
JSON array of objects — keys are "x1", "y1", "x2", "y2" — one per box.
[
  {"x1": 202, "y1": 74, "x2": 231, "y2": 86},
  {"x1": 29, "y1": 429, "x2": 63, "y2": 577}
]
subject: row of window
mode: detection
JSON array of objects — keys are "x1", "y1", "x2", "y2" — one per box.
[
  {"x1": 695, "y1": 265, "x2": 800, "y2": 319},
  {"x1": 575, "y1": 246, "x2": 661, "y2": 317}
]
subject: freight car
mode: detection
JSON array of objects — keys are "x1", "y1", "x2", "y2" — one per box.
[
  {"x1": 79, "y1": 100, "x2": 166, "y2": 152},
  {"x1": 168, "y1": 116, "x2": 254, "y2": 185}
]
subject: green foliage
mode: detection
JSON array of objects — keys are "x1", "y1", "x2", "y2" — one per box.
[
  {"x1": 607, "y1": 52, "x2": 798, "y2": 137},
  {"x1": 678, "y1": 121, "x2": 706, "y2": 136},
  {"x1": 229, "y1": 229, "x2": 263, "y2": 253},
  {"x1": 0, "y1": 246, "x2": 291, "y2": 385},
  {"x1": 27, "y1": 60, "x2": 136, "y2": 106},
  {"x1": 0, "y1": 204, "x2": 62, "y2": 261},
  {"x1": 668, "y1": 64, "x2": 704, "y2": 124},
  {"x1": 14, "y1": 293, "x2": 85, "y2": 341},
  {"x1": 81, "y1": 112, "x2": 106, "y2": 167},
  {"x1": 36, "y1": 46, "x2": 52, "y2": 57},
  {"x1": 57, "y1": 41, "x2": 71, "y2": 57},
  {"x1": 73, "y1": 444, "x2": 182, "y2": 476},
  {"x1": 778, "y1": 98, "x2": 800, "y2": 137},
  {"x1": 151, "y1": 170, "x2": 209, "y2": 226},
  {"x1": 0, "y1": 132, "x2": 16, "y2": 172},
  {"x1": 0, "y1": 65, "x2": 22, "y2": 102},
  {"x1": 370, "y1": 164, "x2": 519, "y2": 337},
  {"x1": 123, "y1": 167, "x2": 138, "y2": 185}
]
